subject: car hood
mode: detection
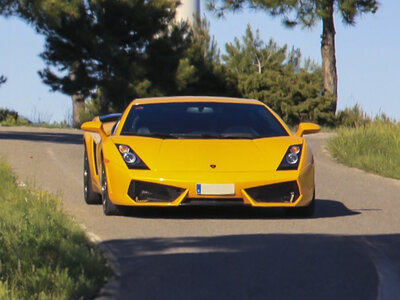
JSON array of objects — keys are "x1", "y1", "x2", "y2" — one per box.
[{"x1": 112, "y1": 136, "x2": 304, "y2": 172}]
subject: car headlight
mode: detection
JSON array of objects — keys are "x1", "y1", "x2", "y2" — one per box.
[
  {"x1": 115, "y1": 144, "x2": 149, "y2": 169},
  {"x1": 277, "y1": 144, "x2": 302, "y2": 170}
]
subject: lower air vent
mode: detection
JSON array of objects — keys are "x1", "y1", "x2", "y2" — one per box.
[
  {"x1": 128, "y1": 180, "x2": 184, "y2": 203},
  {"x1": 245, "y1": 181, "x2": 300, "y2": 203},
  {"x1": 180, "y1": 198, "x2": 244, "y2": 206}
]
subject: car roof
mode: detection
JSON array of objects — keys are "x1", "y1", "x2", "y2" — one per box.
[{"x1": 130, "y1": 96, "x2": 263, "y2": 106}]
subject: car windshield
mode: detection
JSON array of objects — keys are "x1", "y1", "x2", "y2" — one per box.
[{"x1": 120, "y1": 102, "x2": 289, "y2": 139}]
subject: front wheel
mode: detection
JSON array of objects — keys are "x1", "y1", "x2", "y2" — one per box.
[
  {"x1": 285, "y1": 191, "x2": 315, "y2": 218},
  {"x1": 101, "y1": 163, "x2": 124, "y2": 216},
  {"x1": 83, "y1": 148, "x2": 101, "y2": 204}
]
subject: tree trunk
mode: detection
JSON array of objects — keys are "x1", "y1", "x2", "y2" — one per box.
[
  {"x1": 99, "y1": 87, "x2": 109, "y2": 115},
  {"x1": 321, "y1": 1, "x2": 338, "y2": 112},
  {"x1": 69, "y1": 61, "x2": 84, "y2": 128},
  {"x1": 72, "y1": 94, "x2": 84, "y2": 127}
]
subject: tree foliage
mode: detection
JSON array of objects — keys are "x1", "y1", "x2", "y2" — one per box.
[
  {"x1": 0, "y1": 74, "x2": 6, "y2": 86},
  {"x1": 1, "y1": 0, "x2": 360, "y2": 126},
  {"x1": 208, "y1": 0, "x2": 378, "y2": 27},
  {"x1": 224, "y1": 25, "x2": 335, "y2": 125},
  {"x1": 0, "y1": 0, "x2": 16, "y2": 15},
  {"x1": 34, "y1": 0, "x2": 188, "y2": 112},
  {"x1": 208, "y1": 0, "x2": 379, "y2": 112},
  {"x1": 0, "y1": 0, "x2": 83, "y2": 28},
  {"x1": 1, "y1": 0, "x2": 235, "y2": 115},
  {"x1": 175, "y1": 17, "x2": 238, "y2": 97}
]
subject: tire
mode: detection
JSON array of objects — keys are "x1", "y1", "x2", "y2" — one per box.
[
  {"x1": 100, "y1": 162, "x2": 123, "y2": 216},
  {"x1": 285, "y1": 190, "x2": 315, "y2": 218},
  {"x1": 83, "y1": 148, "x2": 102, "y2": 204}
]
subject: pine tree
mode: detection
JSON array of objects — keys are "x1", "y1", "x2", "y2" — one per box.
[
  {"x1": 1, "y1": 0, "x2": 188, "y2": 126},
  {"x1": 208, "y1": 0, "x2": 379, "y2": 112},
  {"x1": 37, "y1": 1, "x2": 186, "y2": 110},
  {"x1": 174, "y1": 17, "x2": 238, "y2": 96},
  {"x1": 223, "y1": 25, "x2": 335, "y2": 125},
  {"x1": 1, "y1": 0, "x2": 86, "y2": 126}
]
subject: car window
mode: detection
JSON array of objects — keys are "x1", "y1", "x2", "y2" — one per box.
[{"x1": 121, "y1": 102, "x2": 288, "y2": 139}]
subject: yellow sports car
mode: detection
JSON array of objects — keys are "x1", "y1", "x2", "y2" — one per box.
[{"x1": 82, "y1": 96, "x2": 320, "y2": 216}]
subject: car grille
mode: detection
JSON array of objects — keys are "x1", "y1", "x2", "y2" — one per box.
[
  {"x1": 128, "y1": 180, "x2": 184, "y2": 203},
  {"x1": 245, "y1": 181, "x2": 300, "y2": 203}
]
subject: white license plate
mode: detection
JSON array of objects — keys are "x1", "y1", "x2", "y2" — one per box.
[{"x1": 196, "y1": 184, "x2": 235, "y2": 195}]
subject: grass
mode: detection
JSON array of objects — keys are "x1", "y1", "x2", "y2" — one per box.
[
  {"x1": 29, "y1": 121, "x2": 72, "y2": 129},
  {"x1": 0, "y1": 162, "x2": 112, "y2": 299},
  {"x1": 328, "y1": 118, "x2": 400, "y2": 180}
]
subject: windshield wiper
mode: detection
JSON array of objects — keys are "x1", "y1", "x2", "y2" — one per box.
[
  {"x1": 173, "y1": 133, "x2": 220, "y2": 139},
  {"x1": 219, "y1": 132, "x2": 255, "y2": 139},
  {"x1": 121, "y1": 132, "x2": 178, "y2": 139}
]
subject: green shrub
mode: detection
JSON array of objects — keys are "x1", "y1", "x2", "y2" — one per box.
[
  {"x1": 0, "y1": 108, "x2": 30, "y2": 126},
  {"x1": 79, "y1": 90, "x2": 103, "y2": 123},
  {"x1": 0, "y1": 115, "x2": 29, "y2": 126},
  {"x1": 335, "y1": 104, "x2": 371, "y2": 128},
  {"x1": 0, "y1": 108, "x2": 18, "y2": 121}
]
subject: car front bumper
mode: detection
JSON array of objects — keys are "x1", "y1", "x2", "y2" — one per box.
[{"x1": 105, "y1": 162, "x2": 315, "y2": 208}]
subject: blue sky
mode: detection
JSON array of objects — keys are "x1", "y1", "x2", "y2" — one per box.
[{"x1": 0, "y1": 1, "x2": 399, "y2": 123}]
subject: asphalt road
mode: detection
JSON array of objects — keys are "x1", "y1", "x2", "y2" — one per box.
[{"x1": 1, "y1": 126, "x2": 400, "y2": 300}]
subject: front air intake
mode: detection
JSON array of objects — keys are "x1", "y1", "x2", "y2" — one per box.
[
  {"x1": 128, "y1": 180, "x2": 184, "y2": 203},
  {"x1": 245, "y1": 181, "x2": 300, "y2": 203}
]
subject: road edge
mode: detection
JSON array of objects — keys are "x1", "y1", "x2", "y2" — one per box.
[{"x1": 83, "y1": 227, "x2": 122, "y2": 300}]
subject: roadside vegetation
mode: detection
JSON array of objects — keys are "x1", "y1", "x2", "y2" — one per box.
[
  {"x1": 328, "y1": 107, "x2": 400, "y2": 180},
  {"x1": 29, "y1": 121, "x2": 71, "y2": 129},
  {"x1": 0, "y1": 108, "x2": 71, "y2": 128},
  {"x1": 0, "y1": 161, "x2": 112, "y2": 299},
  {"x1": 0, "y1": 109, "x2": 29, "y2": 126}
]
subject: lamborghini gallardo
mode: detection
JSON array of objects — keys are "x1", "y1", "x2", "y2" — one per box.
[{"x1": 81, "y1": 97, "x2": 320, "y2": 216}]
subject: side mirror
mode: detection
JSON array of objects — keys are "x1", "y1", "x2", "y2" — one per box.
[
  {"x1": 81, "y1": 121, "x2": 107, "y2": 138},
  {"x1": 295, "y1": 122, "x2": 320, "y2": 137}
]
